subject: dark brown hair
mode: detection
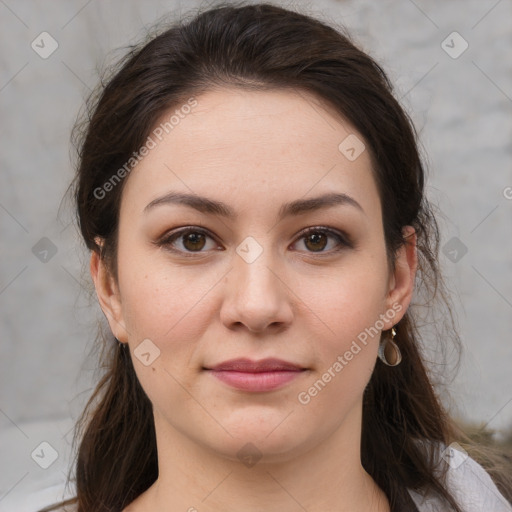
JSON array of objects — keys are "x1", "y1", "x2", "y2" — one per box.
[{"x1": 41, "y1": 2, "x2": 512, "y2": 511}]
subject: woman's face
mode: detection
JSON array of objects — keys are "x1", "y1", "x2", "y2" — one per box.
[{"x1": 92, "y1": 87, "x2": 416, "y2": 463}]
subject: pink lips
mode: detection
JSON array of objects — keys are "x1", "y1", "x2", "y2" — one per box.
[{"x1": 205, "y1": 358, "x2": 305, "y2": 392}]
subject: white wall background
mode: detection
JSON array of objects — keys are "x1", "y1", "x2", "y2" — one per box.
[{"x1": 1, "y1": 0, "x2": 511, "y2": 510}]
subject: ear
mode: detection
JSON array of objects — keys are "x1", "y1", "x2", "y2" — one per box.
[
  {"x1": 89, "y1": 248, "x2": 129, "y2": 343},
  {"x1": 382, "y1": 225, "x2": 418, "y2": 329}
]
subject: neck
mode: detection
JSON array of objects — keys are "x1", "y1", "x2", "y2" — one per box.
[{"x1": 138, "y1": 402, "x2": 390, "y2": 512}]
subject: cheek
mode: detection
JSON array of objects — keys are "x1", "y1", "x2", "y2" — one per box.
[
  {"x1": 119, "y1": 264, "x2": 212, "y2": 414},
  {"x1": 117, "y1": 240, "x2": 216, "y2": 340},
  {"x1": 296, "y1": 253, "x2": 389, "y2": 393},
  {"x1": 296, "y1": 254, "x2": 389, "y2": 343},
  {"x1": 297, "y1": 280, "x2": 385, "y2": 416}
]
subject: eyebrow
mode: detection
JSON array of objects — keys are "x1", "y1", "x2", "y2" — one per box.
[{"x1": 143, "y1": 191, "x2": 365, "y2": 219}]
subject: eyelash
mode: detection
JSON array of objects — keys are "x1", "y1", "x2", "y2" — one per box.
[{"x1": 155, "y1": 225, "x2": 353, "y2": 258}]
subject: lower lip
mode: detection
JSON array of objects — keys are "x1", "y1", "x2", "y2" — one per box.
[{"x1": 207, "y1": 370, "x2": 303, "y2": 392}]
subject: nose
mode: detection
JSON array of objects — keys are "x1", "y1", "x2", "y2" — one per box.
[{"x1": 219, "y1": 247, "x2": 294, "y2": 334}]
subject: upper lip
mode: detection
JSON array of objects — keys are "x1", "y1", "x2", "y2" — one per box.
[{"x1": 206, "y1": 358, "x2": 304, "y2": 372}]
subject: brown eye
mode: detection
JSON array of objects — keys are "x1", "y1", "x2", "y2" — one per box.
[
  {"x1": 304, "y1": 231, "x2": 328, "y2": 252},
  {"x1": 158, "y1": 227, "x2": 219, "y2": 255},
  {"x1": 293, "y1": 227, "x2": 351, "y2": 254},
  {"x1": 157, "y1": 225, "x2": 352, "y2": 258},
  {"x1": 181, "y1": 231, "x2": 206, "y2": 251}
]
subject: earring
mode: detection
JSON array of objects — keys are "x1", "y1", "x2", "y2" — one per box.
[
  {"x1": 378, "y1": 327, "x2": 402, "y2": 366},
  {"x1": 115, "y1": 337, "x2": 126, "y2": 349}
]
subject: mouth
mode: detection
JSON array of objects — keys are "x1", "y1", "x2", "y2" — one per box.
[{"x1": 203, "y1": 358, "x2": 308, "y2": 392}]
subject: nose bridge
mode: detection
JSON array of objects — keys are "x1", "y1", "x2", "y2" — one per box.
[
  {"x1": 234, "y1": 235, "x2": 281, "y2": 300},
  {"x1": 222, "y1": 235, "x2": 292, "y2": 331}
]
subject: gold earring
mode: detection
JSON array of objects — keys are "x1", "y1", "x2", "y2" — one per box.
[
  {"x1": 115, "y1": 337, "x2": 126, "y2": 349},
  {"x1": 378, "y1": 327, "x2": 402, "y2": 366}
]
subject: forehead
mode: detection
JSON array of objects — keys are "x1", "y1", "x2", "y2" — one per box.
[{"x1": 120, "y1": 87, "x2": 380, "y2": 222}]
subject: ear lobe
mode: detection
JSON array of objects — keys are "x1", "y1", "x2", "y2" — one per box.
[
  {"x1": 89, "y1": 250, "x2": 128, "y2": 342},
  {"x1": 384, "y1": 226, "x2": 418, "y2": 327}
]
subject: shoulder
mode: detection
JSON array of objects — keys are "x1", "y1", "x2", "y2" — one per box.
[{"x1": 408, "y1": 443, "x2": 512, "y2": 512}]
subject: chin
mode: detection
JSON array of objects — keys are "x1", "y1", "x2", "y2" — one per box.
[{"x1": 206, "y1": 414, "x2": 318, "y2": 464}]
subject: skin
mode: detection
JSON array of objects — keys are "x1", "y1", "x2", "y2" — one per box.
[{"x1": 90, "y1": 87, "x2": 417, "y2": 512}]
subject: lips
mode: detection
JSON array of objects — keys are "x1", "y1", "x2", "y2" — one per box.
[
  {"x1": 204, "y1": 358, "x2": 306, "y2": 392},
  {"x1": 208, "y1": 358, "x2": 304, "y2": 372}
]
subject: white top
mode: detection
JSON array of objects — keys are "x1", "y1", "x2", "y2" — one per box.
[
  {"x1": 12, "y1": 446, "x2": 512, "y2": 512},
  {"x1": 408, "y1": 444, "x2": 512, "y2": 511}
]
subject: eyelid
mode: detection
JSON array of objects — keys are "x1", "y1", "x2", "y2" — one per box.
[
  {"x1": 295, "y1": 225, "x2": 353, "y2": 249},
  {"x1": 155, "y1": 225, "x2": 353, "y2": 256},
  {"x1": 155, "y1": 226, "x2": 221, "y2": 255}
]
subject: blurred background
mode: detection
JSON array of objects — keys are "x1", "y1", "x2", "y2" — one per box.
[{"x1": 1, "y1": 0, "x2": 511, "y2": 510}]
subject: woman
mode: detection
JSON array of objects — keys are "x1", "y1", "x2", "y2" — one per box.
[{"x1": 40, "y1": 3, "x2": 512, "y2": 511}]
